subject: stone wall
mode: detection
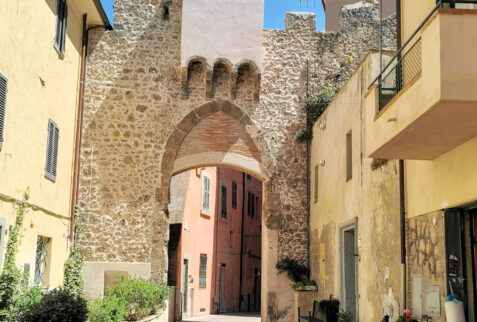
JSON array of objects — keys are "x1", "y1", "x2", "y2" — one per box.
[
  {"x1": 406, "y1": 211, "x2": 446, "y2": 321},
  {"x1": 78, "y1": 0, "x2": 396, "y2": 320}
]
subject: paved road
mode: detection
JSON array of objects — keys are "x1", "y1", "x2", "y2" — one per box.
[{"x1": 182, "y1": 313, "x2": 261, "y2": 321}]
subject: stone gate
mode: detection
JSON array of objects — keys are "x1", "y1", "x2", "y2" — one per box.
[{"x1": 78, "y1": 0, "x2": 395, "y2": 320}]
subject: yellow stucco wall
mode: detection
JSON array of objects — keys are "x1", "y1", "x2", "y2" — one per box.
[
  {"x1": 310, "y1": 53, "x2": 403, "y2": 321},
  {"x1": 0, "y1": 0, "x2": 103, "y2": 287}
]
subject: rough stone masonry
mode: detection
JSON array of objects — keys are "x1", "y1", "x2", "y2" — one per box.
[{"x1": 78, "y1": 0, "x2": 395, "y2": 319}]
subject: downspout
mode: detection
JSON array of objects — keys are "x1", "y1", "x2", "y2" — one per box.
[
  {"x1": 69, "y1": 18, "x2": 112, "y2": 241},
  {"x1": 396, "y1": 0, "x2": 407, "y2": 310},
  {"x1": 239, "y1": 173, "x2": 246, "y2": 312},
  {"x1": 69, "y1": 14, "x2": 88, "y2": 242},
  {"x1": 213, "y1": 167, "x2": 220, "y2": 313},
  {"x1": 306, "y1": 60, "x2": 311, "y2": 274}
]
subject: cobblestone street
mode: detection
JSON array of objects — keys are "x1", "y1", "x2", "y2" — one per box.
[{"x1": 181, "y1": 313, "x2": 261, "y2": 322}]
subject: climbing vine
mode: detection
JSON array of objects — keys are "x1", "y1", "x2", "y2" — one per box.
[
  {"x1": 0, "y1": 189, "x2": 30, "y2": 312},
  {"x1": 298, "y1": 86, "x2": 340, "y2": 142},
  {"x1": 64, "y1": 206, "x2": 86, "y2": 297}
]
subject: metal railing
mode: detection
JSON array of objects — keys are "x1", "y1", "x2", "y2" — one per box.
[
  {"x1": 379, "y1": 38, "x2": 422, "y2": 110},
  {"x1": 371, "y1": 0, "x2": 477, "y2": 111}
]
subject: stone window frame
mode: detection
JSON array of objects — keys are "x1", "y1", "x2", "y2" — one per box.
[{"x1": 34, "y1": 235, "x2": 52, "y2": 287}]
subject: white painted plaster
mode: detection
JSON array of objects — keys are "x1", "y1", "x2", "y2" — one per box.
[{"x1": 181, "y1": 0, "x2": 264, "y2": 69}]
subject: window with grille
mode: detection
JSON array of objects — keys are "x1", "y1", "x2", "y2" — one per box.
[
  {"x1": 34, "y1": 236, "x2": 51, "y2": 286},
  {"x1": 45, "y1": 120, "x2": 59, "y2": 181},
  {"x1": 232, "y1": 181, "x2": 237, "y2": 209},
  {"x1": 199, "y1": 254, "x2": 207, "y2": 288},
  {"x1": 0, "y1": 74, "x2": 7, "y2": 150},
  {"x1": 221, "y1": 184, "x2": 227, "y2": 219},
  {"x1": 346, "y1": 131, "x2": 352, "y2": 181},
  {"x1": 54, "y1": 0, "x2": 68, "y2": 54},
  {"x1": 202, "y1": 174, "x2": 210, "y2": 212}
]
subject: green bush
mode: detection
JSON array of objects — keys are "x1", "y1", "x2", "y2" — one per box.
[
  {"x1": 291, "y1": 280, "x2": 317, "y2": 290},
  {"x1": 319, "y1": 295, "x2": 340, "y2": 322},
  {"x1": 88, "y1": 295, "x2": 126, "y2": 322},
  {"x1": 21, "y1": 288, "x2": 88, "y2": 322},
  {"x1": 64, "y1": 207, "x2": 86, "y2": 298},
  {"x1": 2, "y1": 287, "x2": 44, "y2": 321},
  {"x1": 338, "y1": 310, "x2": 354, "y2": 322},
  {"x1": 105, "y1": 276, "x2": 169, "y2": 321},
  {"x1": 276, "y1": 258, "x2": 309, "y2": 283}
]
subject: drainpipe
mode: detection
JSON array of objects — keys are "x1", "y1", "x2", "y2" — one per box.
[
  {"x1": 239, "y1": 173, "x2": 246, "y2": 312},
  {"x1": 213, "y1": 167, "x2": 220, "y2": 313},
  {"x1": 69, "y1": 17, "x2": 112, "y2": 242},
  {"x1": 396, "y1": 0, "x2": 407, "y2": 310},
  {"x1": 306, "y1": 60, "x2": 311, "y2": 274}
]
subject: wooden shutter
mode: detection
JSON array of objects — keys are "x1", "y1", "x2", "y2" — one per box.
[
  {"x1": 45, "y1": 120, "x2": 59, "y2": 181},
  {"x1": 202, "y1": 176, "x2": 210, "y2": 212},
  {"x1": 0, "y1": 74, "x2": 7, "y2": 149},
  {"x1": 221, "y1": 185, "x2": 227, "y2": 218},
  {"x1": 232, "y1": 181, "x2": 237, "y2": 209}
]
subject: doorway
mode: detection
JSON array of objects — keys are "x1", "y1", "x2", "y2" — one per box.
[
  {"x1": 219, "y1": 265, "x2": 226, "y2": 313},
  {"x1": 340, "y1": 220, "x2": 357, "y2": 321}
]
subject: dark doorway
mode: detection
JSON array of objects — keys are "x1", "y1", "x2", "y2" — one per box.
[{"x1": 341, "y1": 223, "x2": 357, "y2": 321}]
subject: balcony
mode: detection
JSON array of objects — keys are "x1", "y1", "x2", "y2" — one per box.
[{"x1": 366, "y1": 1, "x2": 477, "y2": 160}]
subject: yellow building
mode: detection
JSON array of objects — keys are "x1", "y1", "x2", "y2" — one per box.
[
  {"x1": 366, "y1": 0, "x2": 477, "y2": 320},
  {"x1": 0, "y1": 0, "x2": 110, "y2": 287},
  {"x1": 310, "y1": 52, "x2": 404, "y2": 321}
]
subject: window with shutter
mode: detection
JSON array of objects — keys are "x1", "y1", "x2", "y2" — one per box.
[
  {"x1": 45, "y1": 119, "x2": 59, "y2": 181},
  {"x1": 221, "y1": 184, "x2": 227, "y2": 219},
  {"x1": 232, "y1": 181, "x2": 237, "y2": 209},
  {"x1": 54, "y1": 0, "x2": 68, "y2": 54},
  {"x1": 202, "y1": 175, "x2": 210, "y2": 212},
  {"x1": 0, "y1": 74, "x2": 7, "y2": 150}
]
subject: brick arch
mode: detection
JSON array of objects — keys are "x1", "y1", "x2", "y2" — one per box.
[{"x1": 159, "y1": 100, "x2": 272, "y2": 197}]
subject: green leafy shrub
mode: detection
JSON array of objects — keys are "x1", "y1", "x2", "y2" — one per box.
[
  {"x1": 88, "y1": 295, "x2": 127, "y2": 322},
  {"x1": 0, "y1": 190, "x2": 29, "y2": 314},
  {"x1": 105, "y1": 276, "x2": 169, "y2": 321},
  {"x1": 3, "y1": 287, "x2": 44, "y2": 321},
  {"x1": 291, "y1": 280, "x2": 317, "y2": 290},
  {"x1": 338, "y1": 310, "x2": 354, "y2": 322},
  {"x1": 21, "y1": 288, "x2": 88, "y2": 322},
  {"x1": 276, "y1": 258, "x2": 309, "y2": 283},
  {"x1": 298, "y1": 86, "x2": 340, "y2": 142}
]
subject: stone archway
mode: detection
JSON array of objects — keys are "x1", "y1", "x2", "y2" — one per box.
[{"x1": 154, "y1": 99, "x2": 278, "y2": 320}]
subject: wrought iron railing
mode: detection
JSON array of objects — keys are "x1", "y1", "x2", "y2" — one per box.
[{"x1": 370, "y1": 0, "x2": 477, "y2": 111}]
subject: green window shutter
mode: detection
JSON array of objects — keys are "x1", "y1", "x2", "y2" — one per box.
[
  {"x1": 45, "y1": 120, "x2": 59, "y2": 181},
  {"x1": 0, "y1": 74, "x2": 7, "y2": 149}
]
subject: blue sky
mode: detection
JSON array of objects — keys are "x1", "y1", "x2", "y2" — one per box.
[{"x1": 100, "y1": 0, "x2": 325, "y2": 30}]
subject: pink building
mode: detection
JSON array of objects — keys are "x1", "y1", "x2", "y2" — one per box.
[{"x1": 168, "y1": 167, "x2": 262, "y2": 319}]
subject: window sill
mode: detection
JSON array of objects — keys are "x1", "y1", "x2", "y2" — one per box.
[
  {"x1": 44, "y1": 173, "x2": 56, "y2": 183},
  {"x1": 200, "y1": 212, "x2": 211, "y2": 219},
  {"x1": 53, "y1": 43, "x2": 65, "y2": 60}
]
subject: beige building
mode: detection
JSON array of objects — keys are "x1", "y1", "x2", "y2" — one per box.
[
  {"x1": 310, "y1": 52, "x2": 403, "y2": 321},
  {"x1": 0, "y1": 0, "x2": 110, "y2": 287}
]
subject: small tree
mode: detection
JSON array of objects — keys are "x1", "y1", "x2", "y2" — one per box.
[
  {"x1": 0, "y1": 190, "x2": 30, "y2": 312},
  {"x1": 64, "y1": 206, "x2": 85, "y2": 297}
]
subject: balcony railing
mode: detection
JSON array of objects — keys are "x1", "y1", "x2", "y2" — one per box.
[{"x1": 370, "y1": 0, "x2": 477, "y2": 111}]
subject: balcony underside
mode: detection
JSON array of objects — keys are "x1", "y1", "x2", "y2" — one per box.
[{"x1": 371, "y1": 100, "x2": 477, "y2": 160}]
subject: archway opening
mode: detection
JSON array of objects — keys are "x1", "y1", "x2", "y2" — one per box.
[
  {"x1": 167, "y1": 166, "x2": 263, "y2": 320},
  {"x1": 158, "y1": 101, "x2": 270, "y2": 321}
]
